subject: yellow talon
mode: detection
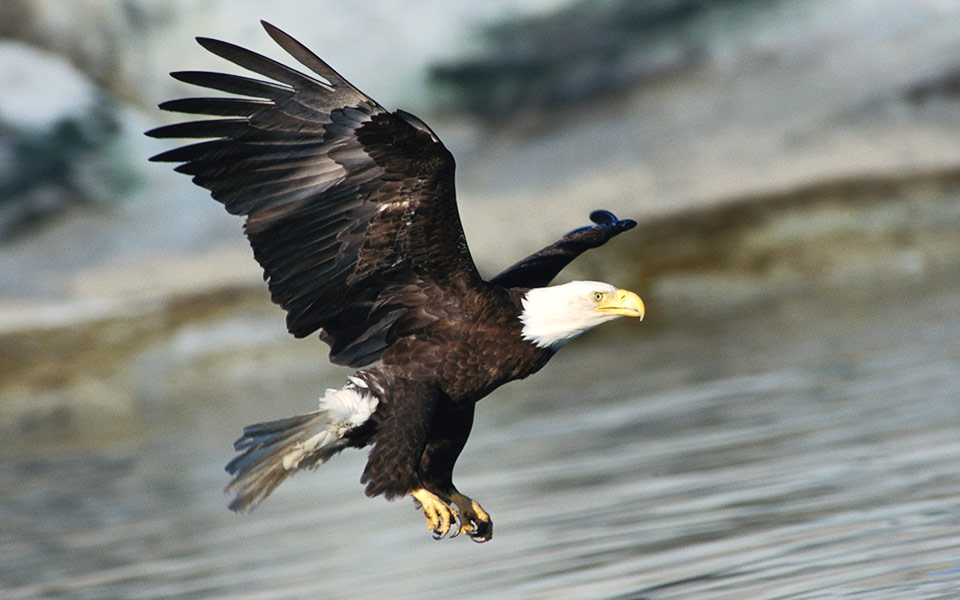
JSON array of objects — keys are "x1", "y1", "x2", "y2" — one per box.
[{"x1": 411, "y1": 488, "x2": 460, "y2": 539}]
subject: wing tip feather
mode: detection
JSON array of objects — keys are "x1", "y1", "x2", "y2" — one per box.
[{"x1": 257, "y1": 21, "x2": 357, "y2": 93}]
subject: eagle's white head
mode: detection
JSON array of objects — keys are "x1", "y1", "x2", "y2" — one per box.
[{"x1": 520, "y1": 280, "x2": 645, "y2": 349}]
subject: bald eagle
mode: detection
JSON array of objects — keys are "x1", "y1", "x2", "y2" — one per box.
[{"x1": 147, "y1": 21, "x2": 643, "y2": 542}]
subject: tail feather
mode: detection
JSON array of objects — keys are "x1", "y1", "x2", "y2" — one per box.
[
  {"x1": 225, "y1": 384, "x2": 378, "y2": 513},
  {"x1": 231, "y1": 413, "x2": 323, "y2": 452},
  {"x1": 226, "y1": 410, "x2": 339, "y2": 513}
]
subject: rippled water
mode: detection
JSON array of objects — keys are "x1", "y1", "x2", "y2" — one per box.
[{"x1": 3, "y1": 275, "x2": 960, "y2": 599}]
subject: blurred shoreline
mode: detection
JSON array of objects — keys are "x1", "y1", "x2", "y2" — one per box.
[{"x1": 3, "y1": 161, "x2": 958, "y2": 332}]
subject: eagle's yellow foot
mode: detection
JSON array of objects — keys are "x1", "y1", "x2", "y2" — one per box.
[
  {"x1": 449, "y1": 492, "x2": 493, "y2": 543},
  {"x1": 411, "y1": 488, "x2": 460, "y2": 540}
]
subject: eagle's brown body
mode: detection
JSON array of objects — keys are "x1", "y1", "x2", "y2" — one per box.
[
  {"x1": 355, "y1": 286, "x2": 553, "y2": 499},
  {"x1": 148, "y1": 21, "x2": 640, "y2": 542}
]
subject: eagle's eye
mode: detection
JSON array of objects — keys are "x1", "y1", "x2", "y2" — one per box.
[{"x1": 591, "y1": 291, "x2": 604, "y2": 303}]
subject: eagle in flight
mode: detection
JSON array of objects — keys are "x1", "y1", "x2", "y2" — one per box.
[{"x1": 148, "y1": 21, "x2": 643, "y2": 542}]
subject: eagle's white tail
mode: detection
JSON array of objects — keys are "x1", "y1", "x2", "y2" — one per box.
[{"x1": 225, "y1": 384, "x2": 378, "y2": 513}]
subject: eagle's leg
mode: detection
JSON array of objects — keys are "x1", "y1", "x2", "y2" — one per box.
[
  {"x1": 415, "y1": 400, "x2": 493, "y2": 540},
  {"x1": 448, "y1": 491, "x2": 492, "y2": 542},
  {"x1": 411, "y1": 488, "x2": 460, "y2": 539}
]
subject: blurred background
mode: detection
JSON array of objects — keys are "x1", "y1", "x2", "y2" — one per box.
[{"x1": 2, "y1": 1, "x2": 960, "y2": 598}]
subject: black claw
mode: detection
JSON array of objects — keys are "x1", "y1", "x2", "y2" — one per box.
[
  {"x1": 468, "y1": 520, "x2": 493, "y2": 543},
  {"x1": 450, "y1": 513, "x2": 462, "y2": 538}
]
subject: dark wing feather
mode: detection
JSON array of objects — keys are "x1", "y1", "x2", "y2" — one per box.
[
  {"x1": 489, "y1": 210, "x2": 637, "y2": 288},
  {"x1": 147, "y1": 21, "x2": 482, "y2": 367}
]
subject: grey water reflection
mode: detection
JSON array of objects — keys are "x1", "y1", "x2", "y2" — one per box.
[{"x1": 3, "y1": 275, "x2": 960, "y2": 599}]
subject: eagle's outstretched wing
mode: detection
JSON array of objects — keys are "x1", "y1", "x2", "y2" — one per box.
[
  {"x1": 489, "y1": 210, "x2": 636, "y2": 289},
  {"x1": 148, "y1": 21, "x2": 482, "y2": 368}
]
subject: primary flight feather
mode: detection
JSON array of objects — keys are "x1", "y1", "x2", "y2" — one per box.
[{"x1": 147, "y1": 21, "x2": 643, "y2": 542}]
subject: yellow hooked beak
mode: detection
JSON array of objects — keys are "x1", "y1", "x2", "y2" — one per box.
[{"x1": 596, "y1": 289, "x2": 645, "y2": 320}]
